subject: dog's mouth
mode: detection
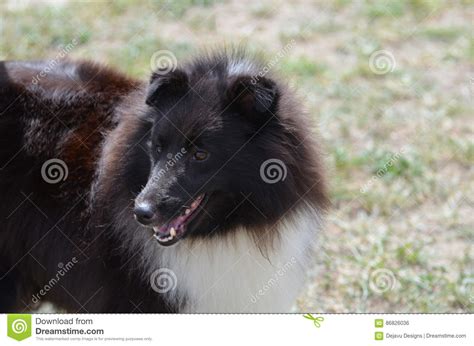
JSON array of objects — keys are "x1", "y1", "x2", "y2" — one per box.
[{"x1": 152, "y1": 194, "x2": 207, "y2": 246}]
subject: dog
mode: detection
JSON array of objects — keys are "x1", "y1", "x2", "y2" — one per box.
[{"x1": 0, "y1": 49, "x2": 328, "y2": 312}]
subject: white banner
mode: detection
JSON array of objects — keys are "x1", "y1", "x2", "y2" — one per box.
[{"x1": 1, "y1": 314, "x2": 472, "y2": 345}]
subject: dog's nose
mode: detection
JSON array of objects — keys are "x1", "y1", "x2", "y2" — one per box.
[{"x1": 134, "y1": 203, "x2": 156, "y2": 225}]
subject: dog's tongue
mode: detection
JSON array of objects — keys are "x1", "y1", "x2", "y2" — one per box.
[
  {"x1": 154, "y1": 194, "x2": 205, "y2": 236},
  {"x1": 157, "y1": 216, "x2": 186, "y2": 235}
]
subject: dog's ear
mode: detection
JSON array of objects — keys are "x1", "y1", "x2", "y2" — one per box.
[
  {"x1": 146, "y1": 69, "x2": 188, "y2": 108},
  {"x1": 226, "y1": 75, "x2": 279, "y2": 124}
]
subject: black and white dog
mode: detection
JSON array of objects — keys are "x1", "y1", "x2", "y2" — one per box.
[{"x1": 0, "y1": 50, "x2": 328, "y2": 312}]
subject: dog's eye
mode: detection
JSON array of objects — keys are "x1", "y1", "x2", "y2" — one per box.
[
  {"x1": 155, "y1": 145, "x2": 162, "y2": 154},
  {"x1": 193, "y1": 150, "x2": 208, "y2": 161}
]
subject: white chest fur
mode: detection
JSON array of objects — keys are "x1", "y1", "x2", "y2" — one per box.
[{"x1": 142, "y1": 205, "x2": 321, "y2": 313}]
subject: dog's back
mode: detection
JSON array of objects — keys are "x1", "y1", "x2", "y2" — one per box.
[{"x1": 0, "y1": 60, "x2": 154, "y2": 312}]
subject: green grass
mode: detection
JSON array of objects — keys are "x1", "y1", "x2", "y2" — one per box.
[
  {"x1": 1, "y1": 0, "x2": 472, "y2": 313},
  {"x1": 421, "y1": 27, "x2": 466, "y2": 42},
  {"x1": 280, "y1": 57, "x2": 327, "y2": 78}
]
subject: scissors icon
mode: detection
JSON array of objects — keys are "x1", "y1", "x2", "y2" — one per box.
[{"x1": 303, "y1": 313, "x2": 324, "y2": 328}]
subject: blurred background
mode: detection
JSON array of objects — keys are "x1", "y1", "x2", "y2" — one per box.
[{"x1": 1, "y1": 0, "x2": 472, "y2": 312}]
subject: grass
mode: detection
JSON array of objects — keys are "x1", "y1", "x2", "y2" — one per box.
[{"x1": 1, "y1": 0, "x2": 472, "y2": 313}]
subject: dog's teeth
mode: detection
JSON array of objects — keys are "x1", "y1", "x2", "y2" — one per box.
[
  {"x1": 153, "y1": 226, "x2": 159, "y2": 233},
  {"x1": 185, "y1": 209, "x2": 191, "y2": 215},
  {"x1": 170, "y1": 227, "x2": 176, "y2": 237}
]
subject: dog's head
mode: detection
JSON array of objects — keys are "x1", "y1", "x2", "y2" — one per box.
[{"x1": 132, "y1": 57, "x2": 324, "y2": 246}]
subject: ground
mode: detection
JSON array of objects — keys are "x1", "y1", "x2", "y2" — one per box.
[{"x1": 1, "y1": 0, "x2": 472, "y2": 312}]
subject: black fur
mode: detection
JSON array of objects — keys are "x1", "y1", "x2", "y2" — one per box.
[{"x1": 0, "y1": 50, "x2": 328, "y2": 312}]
